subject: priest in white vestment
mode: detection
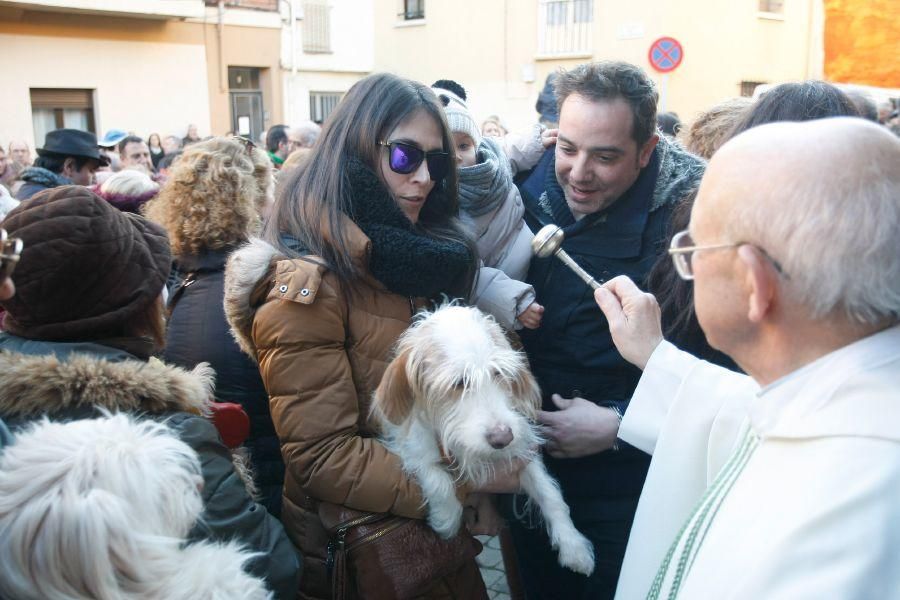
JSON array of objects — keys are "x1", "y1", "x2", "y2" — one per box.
[{"x1": 590, "y1": 118, "x2": 900, "y2": 599}]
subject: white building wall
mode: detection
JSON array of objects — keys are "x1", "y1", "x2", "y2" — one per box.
[
  {"x1": 281, "y1": 0, "x2": 373, "y2": 125},
  {"x1": 0, "y1": 33, "x2": 211, "y2": 149}
]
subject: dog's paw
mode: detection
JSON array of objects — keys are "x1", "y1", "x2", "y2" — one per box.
[
  {"x1": 556, "y1": 531, "x2": 595, "y2": 576},
  {"x1": 427, "y1": 498, "x2": 464, "y2": 539}
]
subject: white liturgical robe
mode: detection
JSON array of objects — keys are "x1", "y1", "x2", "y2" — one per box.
[{"x1": 614, "y1": 325, "x2": 900, "y2": 600}]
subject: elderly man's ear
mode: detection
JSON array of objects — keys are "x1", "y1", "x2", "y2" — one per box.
[{"x1": 738, "y1": 245, "x2": 778, "y2": 323}]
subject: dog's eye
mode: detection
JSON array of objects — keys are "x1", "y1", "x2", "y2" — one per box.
[
  {"x1": 490, "y1": 369, "x2": 503, "y2": 381},
  {"x1": 453, "y1": 378, "x2": 465, "y2": 390}
]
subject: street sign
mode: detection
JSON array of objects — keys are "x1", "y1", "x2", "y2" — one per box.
[{"x1": 648, "y1": 37, "x2": 683, "y2": 73}]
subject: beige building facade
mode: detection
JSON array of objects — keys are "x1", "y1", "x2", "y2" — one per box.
[
  {"x1": 280, "y1": 0, "x2": 374, "y2": 125},
  {"x1": 373, "y1": 0, "x2": 824, "y2": 131},
  {"x1": 0, "y1": 0, "x2": 284, "y2": 149}
]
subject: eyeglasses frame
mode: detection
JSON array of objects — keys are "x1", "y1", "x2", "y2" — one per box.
[{"x1": 668, "y1": 230, "x2": 788, "y2": 281}]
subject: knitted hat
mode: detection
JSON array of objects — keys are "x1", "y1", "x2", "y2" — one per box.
[
  {"x1": 431, "y1": 81, "x2": 481, "y2": 146},
  {"x1": 0, "y1": 185, "x2": 171, "y2": 341}
]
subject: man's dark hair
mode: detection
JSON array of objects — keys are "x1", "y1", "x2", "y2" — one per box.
[
  {"x1": 266, "y1": 125, "x2": 289, "y2": 153},
  {"x1": 117, "y1": 135, "x2": 144, "y2": 155},
  {"x1": 34, "y1": 153, "x2": 92, "y2": 174},
  {"x1": 554, "y1": 61, "x2": 659, "y2": 146},
  {"x1": 729, "y1": 81, "x2": 860, "y2": 138}
]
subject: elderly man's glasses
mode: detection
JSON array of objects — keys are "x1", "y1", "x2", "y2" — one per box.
[
  {"x1": 0, "y1": 228, "x2": 23, "y2": 284},
  {"x1": 379, "y1": 140, "x2": 450, "y2": 182},
  {"x1": 668, "y1": 230, "x2": 787, "y2": 281}
]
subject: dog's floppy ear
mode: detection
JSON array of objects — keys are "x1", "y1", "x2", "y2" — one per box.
[
  {"x1": 372, "y1": 348, "x2": 415, "y2": 425},
  {"x1": 510, "y1": 366, "x2": 541, "y2": 421}
]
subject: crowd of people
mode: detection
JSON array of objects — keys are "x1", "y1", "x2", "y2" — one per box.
[{"x1": 0, "y1": 61, "x2": 898, "y2": 600}]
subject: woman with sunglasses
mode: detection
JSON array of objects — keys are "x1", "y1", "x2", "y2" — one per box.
[{"x1": 224, "y1": 73, "x2": 516, "y2": 599}]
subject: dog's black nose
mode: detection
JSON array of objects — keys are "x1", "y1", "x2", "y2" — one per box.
[{"x1": 486, "y1": 425, "x2": 513, "y2": 449}]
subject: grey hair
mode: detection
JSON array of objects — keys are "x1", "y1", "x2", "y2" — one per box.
[
  {"x1": 721, "y1": 118, "x2": 900, "y2": 325},
  {"x1": 291, "y1": 120, "x2": 322, "y2": 148},
  {"x1": 0, "y1": 414, "x2": 269, "y2": 600}
]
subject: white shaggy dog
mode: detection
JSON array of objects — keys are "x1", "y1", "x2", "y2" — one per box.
[
  {"x1": 372, "y1": 305, "x2": 595, "y2": 576},
  {"x1": 0, "y1": 414, "x2": 272, "y2": 600}
]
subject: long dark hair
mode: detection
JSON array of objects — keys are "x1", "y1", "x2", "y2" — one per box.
[
  {"x1": 728, "y1": 81, "x2": 860, "y2": 138},
  {"x1": 264, "y1": 73, "x2": 476, "y2": 298}
]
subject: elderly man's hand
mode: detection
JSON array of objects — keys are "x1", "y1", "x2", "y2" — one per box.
[
  {"x1": 538, "y1": 395, "x2": 620, "y2": 459},
  {"x1": 594, "y1": 276, "x2": 664, "y2": 370}
]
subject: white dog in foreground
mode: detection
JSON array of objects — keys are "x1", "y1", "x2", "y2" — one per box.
[
  {"x1": 372, "y1": 305, "x2": 595, "y2": 576},
  {"x1": 0, "y1": 414, "x2": 272, "y2": 600}
]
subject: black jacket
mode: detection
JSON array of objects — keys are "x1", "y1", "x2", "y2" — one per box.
[
  {"x1": 517, "y1": 144, "x2": 703, "y2": 498},
  {"x1": 165, "y1": 249, "x2": 286, "y2": 518}
]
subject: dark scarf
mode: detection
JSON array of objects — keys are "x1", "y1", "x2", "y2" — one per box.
[
  {"x1": 19, "y1": 167, "x2": 71, "y2": 189},
  {"x1": 457, "y1": 137, "x2": 512, "y2": 218},
  {"x1": 538, "y1": 148, "x2": 661, "y2": 233},
  {"x1": 342, "y1": 160, "x2": 473, "y2": 299}
]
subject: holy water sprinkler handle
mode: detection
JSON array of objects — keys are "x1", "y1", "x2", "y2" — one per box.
[{"x1": 531, "y1": 225, "x2": 602, "y2": 291}]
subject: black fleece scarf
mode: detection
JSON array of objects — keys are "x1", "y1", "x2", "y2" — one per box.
[{"x1": 342, "y1": 159, "x2": 473, "y2": 299}]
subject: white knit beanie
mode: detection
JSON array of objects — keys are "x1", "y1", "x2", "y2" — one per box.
[{"x1": 432, "y1": 86, "x2": 482, "y2": 146}]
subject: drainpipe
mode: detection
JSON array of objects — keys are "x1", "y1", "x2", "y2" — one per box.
[
  {"x1": 218, "y1": 0, "x2": 226, "y2": 94},
  {"x1": 287, "y1": 0, "x2": 297, "y2": 123}
]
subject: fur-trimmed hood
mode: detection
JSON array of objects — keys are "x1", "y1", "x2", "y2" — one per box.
[
  {"x1": 224, "y1": 237, "x2": 282, "y2": 362},
  {"x1": 0, "y1": 350, "x2": 214, "y2": 421}
]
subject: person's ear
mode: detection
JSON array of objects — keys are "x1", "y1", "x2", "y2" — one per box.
[
  {"x1": 61, "y1": 157, "x2": 76, "y2": 178},
  {"x1": 738, "y1": 245, "x2": 777, "y2": 323},
  {"x1": 638, "y1": 134, "x2": 659, "y2": 168}
]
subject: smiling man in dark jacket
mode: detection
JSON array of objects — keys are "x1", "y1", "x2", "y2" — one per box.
[{"x1": 510, "y1": 61, "x2": 705, "y2": 600}]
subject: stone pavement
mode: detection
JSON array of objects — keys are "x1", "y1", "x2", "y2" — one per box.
[{"x1": 476, "y1": 535, "x2": 510, "y2": 600}]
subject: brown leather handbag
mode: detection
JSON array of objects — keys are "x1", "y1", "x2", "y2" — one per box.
[{"x1": 319, "y1": 502, "x2": 482, "y2": 600}]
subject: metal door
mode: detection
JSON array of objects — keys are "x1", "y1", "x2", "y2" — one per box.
[{"x1": 230, "y1": 92, "x2": 264, "y2": 141}]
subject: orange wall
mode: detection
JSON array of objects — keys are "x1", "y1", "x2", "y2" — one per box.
[{"x1": 824, "y1": 0, "x2": 900, "y2": 88}]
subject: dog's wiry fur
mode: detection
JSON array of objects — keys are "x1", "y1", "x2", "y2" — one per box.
[{"x1": 372, "y1": 305, "x2": 595, "y2": 575}]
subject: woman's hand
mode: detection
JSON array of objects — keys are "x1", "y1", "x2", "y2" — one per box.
[
  {"x1": 474, "y1": 457, "x2": 529, "y2": 494},
  {"x1": 517, "y1": 302, "x2": 544, "y2": 329},
  {"x1": 464, "y1": 493, "x2": 505, "y2": 537}
]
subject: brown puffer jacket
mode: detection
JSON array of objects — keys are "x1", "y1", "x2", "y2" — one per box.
[{"x1": 224, "y1": 224, "x2": 486, "y2": 600}]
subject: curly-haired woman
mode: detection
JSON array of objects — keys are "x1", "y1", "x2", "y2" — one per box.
[{"x1": 144, "y1": 137, "x2": 285, "y2": 516}]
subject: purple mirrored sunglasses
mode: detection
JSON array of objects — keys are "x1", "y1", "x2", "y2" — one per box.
[{"x1": 379, "y1": 140, "x2": 450, "y2": 182}]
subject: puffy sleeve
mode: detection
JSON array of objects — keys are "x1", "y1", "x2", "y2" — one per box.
[{"x1": 253, "y1": 270, "x2": 427, "y2": 519}]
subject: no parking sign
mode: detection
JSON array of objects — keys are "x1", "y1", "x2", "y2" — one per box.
[{"x1": 648, "y1": 37, "x2": 683, "y2": 73}]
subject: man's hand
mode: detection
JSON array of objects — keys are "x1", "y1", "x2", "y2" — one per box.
[
  {"x1": 517, "y1": 302, "x2": 544, "y2": 329},
  {"x1": 538, "y1": 395, "x2": 620, "y2": 459},
  {"x1": 0, "y1": 278, "x2": 14, "y2": 301},
  {"x1": 594, "y1": 276, "x2": 664, "y2": 370},
  {"x1": 541, "y1": 128, "x2": 559, "y2": 148}
]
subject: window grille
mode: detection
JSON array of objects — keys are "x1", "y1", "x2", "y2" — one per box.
[
  {"x1": 310, "y1": 92, "x2": 342, "y2": 124},
  {"x1": 538, "y1": 0, "x2": 593, "y2": 57},
  {"x1": 303, "y1": 0, "x2": 332, "y2": 53}
]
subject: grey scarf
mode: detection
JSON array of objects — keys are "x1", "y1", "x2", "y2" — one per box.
[
  {"x1": 19, "y1": 167, "x2": 71, "y2": 189},
  {"x1": 458, "y1": 137, "x2": 512, "y2": 218}
]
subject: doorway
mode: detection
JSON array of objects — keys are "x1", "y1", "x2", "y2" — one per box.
[{"x1": 229, "y1": 67, "x2": 264, "y2": 141}]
